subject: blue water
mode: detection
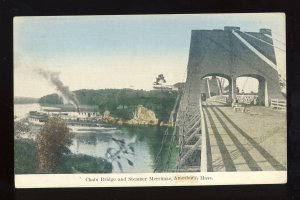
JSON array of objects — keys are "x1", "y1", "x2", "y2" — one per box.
[
  {"x1": 69, "y1": 126, "x2": 178, "y2": 173},
  {"x1": 14, "y1": 104, "x2": 178, "y2": 173}
]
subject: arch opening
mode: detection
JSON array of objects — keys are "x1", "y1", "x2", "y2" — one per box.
[
  {"x1": 236, "y1": 74, "x2": 267, "y2": 106},
  {"x1": 200, "y1": 73, "x2": 231, "y2": 101},
  {"x1": 199, "y1": 73, "x2": 268, "y2": 106}
]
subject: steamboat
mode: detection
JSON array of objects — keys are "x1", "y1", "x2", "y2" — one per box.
[{"x1": 27, "y1": 108, "x2": 116, "y2": 133}]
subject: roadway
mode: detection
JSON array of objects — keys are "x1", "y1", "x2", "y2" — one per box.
[{"x1": 202, "y1": 101, "x2": 286, "y2": 172}]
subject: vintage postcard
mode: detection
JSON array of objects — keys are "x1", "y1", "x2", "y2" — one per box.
[{"x1": 14, "y1": 13, "x2": 286, "y2": 188}]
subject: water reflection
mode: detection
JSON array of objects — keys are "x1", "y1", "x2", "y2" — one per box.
[
  {"x1": 14, "y1": 104, "x2": 179, "y2": 173},
  {"x1": 69, "y1": 126, "x2": 178, "y2": 173}
]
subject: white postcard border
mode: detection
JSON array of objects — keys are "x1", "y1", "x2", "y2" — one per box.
[{"x1": 15, "y1": 171, "x2": 287, "y2": 188}]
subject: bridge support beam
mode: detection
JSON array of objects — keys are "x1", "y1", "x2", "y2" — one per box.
[
  {"x1": 206, "y1": 78, "x2": 211, "y2": 98},
  {"x1": 229, "y1": 77, "x2": 237, "y2": 103},
  {"x1": 258, "y1": 78, "x2": 269, "y2": 107},
  {"x1": 216, "y1": 78, "x2": 222, "y2": 95},
  {"x1": 265, "y1": 81, "x2": 269, "y2": 107}
]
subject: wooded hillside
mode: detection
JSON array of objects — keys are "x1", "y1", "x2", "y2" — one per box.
[{"x1": 39, "y1": 89, "x2": 179, "y2": 121}]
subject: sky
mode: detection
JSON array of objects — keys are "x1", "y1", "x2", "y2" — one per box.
[{"x1": 14, "y1": 13, "x2": 286, "y2": 98}]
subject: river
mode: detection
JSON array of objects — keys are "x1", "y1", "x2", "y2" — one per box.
[{"x1": 14, "y1": 104, "x2": 178, "y2": 173}]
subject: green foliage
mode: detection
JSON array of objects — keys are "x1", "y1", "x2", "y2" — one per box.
[
  {"x1": 105, "y1": 137, "x2": 136, "y2": 172},
  {"x1": 14, "y1": 97, "x2": 39, "y2": 104},
  {"x1": 39, "y1": 94, "x2": 63, "y2": 104},
  {"x1": 96, "y1": 89, "x2": 179, "y2": 121},
  {"x1": 15, "y1": 139, "x2": 112, "y2": 174},
  {"x1": 36, "y1": 117, "x2": 74, "y2": 172},
  {"x1": 53, "y1": 154, "x2": 112, "y2": 173},
  {"x1": 40, "y1": 89, "x2": 178, "y2": 121},
  {"x1": 14, "y1": 139, "x2": 38, "y2": 174}
]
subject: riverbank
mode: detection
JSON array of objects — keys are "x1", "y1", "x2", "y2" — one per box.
[
  {"x1": 14, "y1": 104, "x2": 179, "y2": 173},
  {"x1": 102, "y1": 105, "x2": 173, "y2": 127},
  {"x1": 39, "y1": 88, "x2": 178, "y2": 122},
  {"x1": 15, "y1": 138, "x2": 112, "y2": 174}
]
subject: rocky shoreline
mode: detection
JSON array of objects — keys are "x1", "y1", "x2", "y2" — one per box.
[{"x1": 102, "y1": 105, "x2": 173, "y2": 127}]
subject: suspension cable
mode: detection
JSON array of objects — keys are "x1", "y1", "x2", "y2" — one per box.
[
  {"x1": 175, "y1": 71, "x2": 199, "y2": 171},
  {"x1": 237, "y1": 30, "x2": 286, "y2": 52},
  {"x1": 263, "y1": 33, "x2": 286, "y2": 46},
  {"x1": 271, "y1": 31, "x2": 285, "y2": 38},
  {"x1": 153, "y1": 69, "x2": 186, "y2": 172}
]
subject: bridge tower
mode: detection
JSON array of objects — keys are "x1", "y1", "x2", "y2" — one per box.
[
  {"x1": 186, "y1": 26, "x2": 283, "y2": 105},
  {"x1": 175, "y1": 26, "x2": 284, "y2": 172}
]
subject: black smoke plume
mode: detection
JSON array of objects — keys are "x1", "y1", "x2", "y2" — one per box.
[{"x1": 36, "y1": 68, "x2": 80, "y2": 110}]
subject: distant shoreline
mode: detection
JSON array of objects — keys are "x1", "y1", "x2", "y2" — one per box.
[{"x1": 14, "y1": 97, "x2": 39, "y2": 104}]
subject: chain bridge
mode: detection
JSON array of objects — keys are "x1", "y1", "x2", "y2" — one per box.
[{"x1": 158, "y1": 26, "x2": 287, "y2": 172}]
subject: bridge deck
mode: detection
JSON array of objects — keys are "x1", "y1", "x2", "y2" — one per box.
[{"x1": 202, "y1": 101, "x2": 286, "y2": 172}]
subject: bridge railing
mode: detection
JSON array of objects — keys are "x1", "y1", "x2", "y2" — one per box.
[
  {"x1": 208, "y1": 94, "x2": 258, "y2": 105},
  {"x1": 199, "y1": 98, "x2": 207, "y2": 172},
  {"x1": 271, "y1": 99, "x2": 286, "y2": 110},
  {"x1": 236, "y1": 95, "x2": 258, "y2": 104},
  {"x1": 208, "y1": 95, "x2": 228, "y2": 104}
]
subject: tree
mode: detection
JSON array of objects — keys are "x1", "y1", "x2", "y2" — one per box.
[{"x1": 37, "y1": 117, "x2": 74, "y2": 172}]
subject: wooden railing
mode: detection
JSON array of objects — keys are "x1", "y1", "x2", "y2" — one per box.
[
  {"x1": 236, "y1": 95, "x2": 258, "y2": 104},
  {"x1": 208, "y1": 95, "x2": 228, "y2": 104},
  {"x1": 208, "y1": 94, "x2": 258, "y2": 105},
  {"x1": 199, "y1": 98, "x2": 207, "y2": 172},
  {"x1": 271, "y1": 99, "x2": 286, "y2": 110}
]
